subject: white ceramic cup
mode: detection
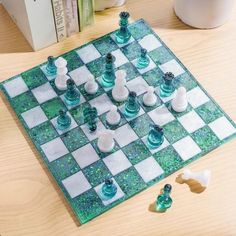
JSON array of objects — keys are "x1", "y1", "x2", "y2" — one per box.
[{"x1": 174, "y1": 0, "x2": 235, "y2": 29}]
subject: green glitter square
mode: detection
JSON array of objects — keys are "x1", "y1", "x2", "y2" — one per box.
[
  {"x1": 192, "y1": 126, "x2": 220, "y2": 152},
  {"x1": 21, "y1": 67, "x2": 48, "y2": 89},
  {"x1": 50, "y1": 154, "x2": 80, "y2": 181},
  {"x1": 12, "y1": 91, "x2": 38, "y2": 114},
  {"x1": 30, "y1": 121, "x2": 57, "y2": 146},
  {"x1": 175, "y1": 72, "x2": 198, "y2": 91},
  {"x1": 142, "y1": 67, "x2": 163, "y2": 87},
  {"x1": 70, "y1": 102, "x2": 91, "y2": 126},
  {"x1": 94, "y1": 36, "x2": 118, "y2": 55},
  {"x1": 153, "y1": 146, "x2": 183, "y2": 174},
  {"x1": 128, "y1": 20, "x2": 152, "y2": 40},
  {"x1": 87, "y1": 56, "x2": 105, "y2": 78},
  {"x1": 61, "y1": 127, "x2": 89, "y2": 152},
  {"x1": 115, "y1": 167, "x2": 146, "y2": 197},
  {"x1": 195, "y1": 101, "x2": 223, "y2": 124},
  {"x1": 62, "y1": 51, "x2": 83, "y2": 72},
  {"x1": 83, "y1": 160, "x2": 112, "y2": 187},
  {"x1": 129, "y1": 114, "x2": 154, "y2": 138},
  {"x1": 41, "y1": 97, "x2": 67, "y2": 119},
  {"x1": 78, "y1": 83, "x2": 104, "y2": 101},
  {"x1": 122, "y1": 139, "x2": 151, "y2": 165},
  {"x1": 163, "y1": 120, "x2": 188, "y2": 144},
  {"x1": 117, "y1": 62, "x2": 140, "y2": 81},
  {"x1": 121, "y1": 42, "x2": 142, "y2": 61},
  {"x1": 149, "y1": 46, "x2": 173, "y2": 65}
]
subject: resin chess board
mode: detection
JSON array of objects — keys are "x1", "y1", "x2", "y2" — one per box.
[{"x1": 1, "y1": 19, "x2": 236, "y2": 224}]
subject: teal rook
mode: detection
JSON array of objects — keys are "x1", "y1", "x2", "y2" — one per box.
[
  {"x1": 137, "y1": 48, "x2": 150, "y2": 69},
  {"x1": 160, "y1": 72, "x2": 175, "y2": 97},
  {"x1": 115, "y1": 12, "x2": 131, "y2": 44},
  {"x1": 147, "y1": 124, "x2": 164, "y2": 149}
]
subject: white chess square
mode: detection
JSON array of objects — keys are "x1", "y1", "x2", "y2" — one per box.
[
  {"x1": 62, "y1": 171, "x2": 91, "y2": 198},
  {"x1": 21, "y1": 106, "x2": 48, "y2": 129},
  {"x1": 119, "y1": 104, "x2": 145, "y2": 122},
  {"x1": 3, "y1": 76, "x2": 28, "y2": 98},
  {"x1": 126, "y1": 76, "x2": 149, "y2": 96},
  {"x1": 209, "y1": 116, "x2": 236, "y2": 140},
  {"x1": 148, "y1": 105, "x2": 175, "y2": 126},
  {"x1": 111, "y1": 49, "x2": 129, "y2": 68},
  {"x1": 94, "y1": 178, "x2": 125, "y2": 206},
  {"x1": 114, "y1": 124, "x2": 138, "y2": 147},
  {"x1": 135, "y1": 156, "x2": 164, "y2": 183},
  {"x1": 110, "y1": 33, "x2": 135, "y2": 47},
  {"x1": 80, "y1": 119, "x2": 106, "y2": 141},
  {"x1": 132, "y1": 57, "x2": 156, "y2": 74},
  {"x1": 159, "y1": 59, "x2": 185, "y2": 77},
  {"x1": 173, "y1": 136, "x2": 201, "y2": 161},
  {"x1": 156, "y1": 87, "x2": 177, "y2": 103},
  {"x1": 41, "y1": 137, "x2": 69, "y2": 162},
  {"x1": 187, "y1": 87, "x2": 210, "y2": 108},
  {"x1": 72, "y1": 143, "x2": 100, "y2": 168},
  {"x1": 32, "y1": 82, "x2": 57, "y2": 104},
  {"x1": 51, "y1": 112, "x2": 78, "y2": 135},
  {"x1": 76, "y1": 44, "x2": 101, "y2": 64},
  {"x1": 89, "y1": 94, "x2": 113, "y2": 115},
  {"x1": 103, "y1": 150, "x2": 132, "y2": 175},
  {"x1": 40, "y1": 64, "x2": 56, "y2": 81},
  {"x1": 69, "y1": 65, "x2": 93, "y2": 86},
  {"x1": 138, "y1": 34, "x2": 162, "y2": 52},
  {"x1": 178, "y1": 110, "x2": 205, "y2": 133}
]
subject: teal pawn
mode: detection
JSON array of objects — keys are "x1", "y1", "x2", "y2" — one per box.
[
  {"x1": 137, "y1": 48, "x2": 150, "y2": 69},
  {"x1": 83, "y1": 106, "x2": 98, "y2": 132},
  {"x1": 147, "y1": 124, "x2": 164, "y2": 149},
  {"x1": 124, "y1": 91, "x2": 140, "y2": 118},
  {"x1": 160, "y1": 72, "x2": 175, "y2": 97},
  {"x1": 101, "y1": 53, "x2": 116, "y2": 88},
  {"x1": 46, "y1": 56, "x2": 57, "y2": 76},
  {"x1": 115, "y1": 12, "x2": 131, "y2": 44},
  {"x1": 100, "y1": 178, "x2": 117, "y2": 200},
  {"x1": 57, "y1": 109, "x2": 71, "y2": 130},
  {"x1": 64, "y1": 79, "x2": 80, "y2": 106},
  {"x1": 156, "y1": 184, "x2": 173, "y2": 212}
]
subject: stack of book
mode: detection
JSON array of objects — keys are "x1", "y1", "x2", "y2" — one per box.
[{"x1": 1, "y1": 0, "x2": 95, "y2": 51}]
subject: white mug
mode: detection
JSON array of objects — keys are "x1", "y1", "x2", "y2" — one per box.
[
  {"x1": 94, "y1": 0, "x2": 126, "y2": 11},
  {"x1": 174, "y1": 0, "x2": 235, "y2": 29}
]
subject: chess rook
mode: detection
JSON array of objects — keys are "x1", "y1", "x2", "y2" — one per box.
[
  {"x1": 137, "y1": 48, "x2": 150, "y2": 69},
  {"x1": 147, "y1": 124, "x2": 164, "y2": 149},
  {"x1": 160, "y1": 72, "x2": 175, "y2": 97}
]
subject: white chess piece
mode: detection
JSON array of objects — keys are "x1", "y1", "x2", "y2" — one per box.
[
  {"x1": 171, "y1": 87, "x2": 188, "y2": 112},
  {"x1": 182, "y1": 169, "x2": 211, "y2": 187},
  {"x1": 106, "y1": 105, "x2": 121, "y2": 126},
  {"x1": 97, "y1": 130, "x2": 115, "y2": 153},
  {"x1": 84, "y1": 75, "x2": 98, "y2": 94},
  {"x1": 54, "y1": 57, "x2": 70, "y2": 90},
  {"x1": 143, "y1": 86, "x2": 157, "y2": 107},
  {"x1": 112, "y1": 70, "x2": 129, "y2": 102}
]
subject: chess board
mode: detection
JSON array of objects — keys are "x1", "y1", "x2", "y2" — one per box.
[{"x1": 1, "y1": 19, "x2": 236, "y2": 224}]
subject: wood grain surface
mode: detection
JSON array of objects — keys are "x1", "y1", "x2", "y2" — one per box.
[{"x1": 0, "y1": 1, "x2": 236, "y2": 235}]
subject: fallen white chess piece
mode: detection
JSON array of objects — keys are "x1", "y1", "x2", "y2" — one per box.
[{"x1": 182, "y1": 169, "x2": 211, "y2": 187}]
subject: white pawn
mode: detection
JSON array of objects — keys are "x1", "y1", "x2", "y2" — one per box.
[
  {"x1": 106, "y1": 105, "x2": 121, "y2": 126},
  {"x1": 112, "y1": 70, "x2": 129, "y2": 102},
  {"x1": 84, "y1": 75, "x2": 98, "y2": 94},
  {"x1": 54, "y1": 57, "x2": 70, "y2": 90},
  {"x1": 97, "y1": 130, "x2": 115, "y2": 153},
  {"x1": 171, "y1": 87, "x2": 188, "y2": 112},
  {"x1": 143, "y1": 86, "x2": 157, "y2": 107}
]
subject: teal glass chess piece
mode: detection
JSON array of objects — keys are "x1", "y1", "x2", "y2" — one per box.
[
  {"x1": 156, "y1": 184, "x2": 173, "y2": 212},
  {"x1": 46, "y1": 56, "x2": 57, "y2": 76},
  {"x1": 160, "y1": 72, "x2": 175, "y2": 97},
  {"x1": 57, "y1": 109, "x2": 71, "y2": 130},
  {"x1": 137, "y1": 48, "x2": 150, "y2": 69},
  {"x1": 100, "y1": 178, "x2": 117, "y2": 200},
  {"x1": 64, "y1": 79, "x2": 80, "y2": 106},
  {"x1": 83, "y1": 106, "x2": 98, "y2": 132},
  {"x1": 101, "y1": 53, "x2": 116, "y2": 88},
  {"x1": 124, "y1": 91, "x2": 140, "y2": 118},
  {"x1": 115, "y1": 12, "x2": 131, "y2": 44},
  {"x1": 147, "y1": 124, "x2": 164, "y2": 149}
]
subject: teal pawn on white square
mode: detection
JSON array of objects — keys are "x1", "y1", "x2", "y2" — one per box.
[
  {"x1": 56, "y1": 109, "x2": 71, "y2": 130},
  {"x1": 99, "y1": 178, "x2": 117, "y2": 200}
]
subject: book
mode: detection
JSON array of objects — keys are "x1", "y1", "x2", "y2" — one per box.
[
  {"x1": 51, "y1": 0, "x2": 67, "y2": 42},
  {"x1": 78, "y1": 0, "x2": 94, "y2": 31}
]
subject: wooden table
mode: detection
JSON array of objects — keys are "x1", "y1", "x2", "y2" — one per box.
[{"x1": 1, "y1": 1, "x2": 236, "y2": 235}]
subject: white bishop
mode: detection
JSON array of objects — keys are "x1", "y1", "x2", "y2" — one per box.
[
  {"x1": 171, "y1": 87, "x2": 188, "y2": 112},
  {"x1": 143, "y1": 86, "x2": 157, "y2": 107},
  {"x1": 84, "y1": 75, "x2": 98, "y2": 94},
  {"x1": 106, "y1": 105, "x2": 121, "y2": 126},
  {"x1": 97, "y1": 130, "x2": 115, "y2": 153}
]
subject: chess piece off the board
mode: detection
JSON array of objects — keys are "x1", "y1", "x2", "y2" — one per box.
[
  {"x1": 147, "y1": 124, "x2": 164, "y2": 149},
  {"x1": 160, "y1": 72, "x2": 175, "y2": 97},
  {"x1": 97, "y1": 129, "x2": 115, "y2": 153},
  {"x1": 57, "y1": 109, "x2": 71, "y2": 130},
  {"x1": 84, "y1": 75, "x2": 98, "y2": 95},
  {"x1": 143, "y1": 86, "x2": 157, "y2": 107},
  {"x1": 83, "y1": 106, "x2": 98, "y2": 132},
  {"x1": 171, "y1": 87, "x2": 188, "y2": 112},
  {"x1": 137, "y1": 48, "x2": 150, "y2": 69},
  {"x1": 100, "y1": 178, "x2": 117, "y2": 200},
  {"x1": 156, "y1": 184, "x2": 173, "y2": 212},
  {"x1": 106, "y1": 105, "x2": 121, "y2": 127},
  {"x1": 124, "y1": 91, "x2": 140, "y2": 118},
  {"x1": 64, "y1": 79, "x2": 81, "y2": 106},
  {"x1": 46, "y1": 56, "x2": 57, "y2": 76}
]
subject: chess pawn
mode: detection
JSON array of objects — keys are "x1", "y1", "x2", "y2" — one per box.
[
  {"x1": 97, "y1": 130, "x2": 115, "y2": 153},
  {"x1": 112, "y1": 70, "x2": 129, "y2": 102},
  {"x1": 143, "y1": 86, "x2": 157, "y2": 107},
  {"x1": 160, "y1": 72, "x2": 175, "y2": 97},
  {"x1": 124, "y1": 91, "x2": 140, "y2": 118},
  {"x1": 156, "y1": 184, "x2": 173, "y2": 212},
  {"x1": 100, "y1": 178, "x2": 117, "y2": 200},
  {"x1": 64, "y1": 79, "x2": 80, "y2": 106},
  {"x1": 46, "y1": 56, "x2": 57, "y2": 76},
  {"x1": 84, "y1": 75, "x2": 98, "y2": 94},
  {"x1": 147, "y1": 124, "x2": 164, "y2": 149},
  {"x1": 56, "y1": 109, "x2": 71, "y2": 130},
  {"x1": 171, "y1": 87, "x2": 188, "y2": 113},
  {"x1": 137, "y1": 48, "x2": 150, "y2": 69},
  {"x1": 106, "y1": 105, "x2": 121, "y2": 126}
]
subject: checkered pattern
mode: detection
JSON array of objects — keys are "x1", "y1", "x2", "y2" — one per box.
[{"x1": 1, "y1": 19, "x2": 236, "y2": 225}]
